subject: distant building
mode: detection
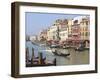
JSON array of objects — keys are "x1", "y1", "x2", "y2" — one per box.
[
  {"x1": 30, "y1": 35, "x2": 37, "y2": 41},
  {"x1": 39, "y1": 29, "x2": 48, "y2": 41},
  {"x1": 26, "y1": 35, "x2": 30, "y2": 41}
]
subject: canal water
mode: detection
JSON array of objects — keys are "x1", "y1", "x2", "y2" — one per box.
[{"x1": 26, "y1": 41, "x2": 89, "y2": 66}]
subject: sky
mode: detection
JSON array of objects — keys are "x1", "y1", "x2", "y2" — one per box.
[{"x1": 25, "y1": 12, "x2": 88, "y2": 36}]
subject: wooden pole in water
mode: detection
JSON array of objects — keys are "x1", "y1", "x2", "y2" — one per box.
[
  {"x1": 54, "y1": 58, "x2": 56, "y2": 66},
  {"x1": 38, "y1": 52, "x2": 43, "y2": 64},
  {"x1": 38, "y1": 52, "x2": 40, "y2": 64},
  {"x1": 40, "y1": 52, "x2": 43, "y2": 64},
  {"x1": 26, "y1": 48, "x2": 29, "y2": 64},
  {"x1": 32, "y1": 48, "x2": 34, "y2": 64}
]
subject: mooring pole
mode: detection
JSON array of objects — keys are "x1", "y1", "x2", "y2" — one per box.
[
  {"x1": 38, "y1": 52, "x2": 43, "y2": 64},
  {"x1": 54, "y1": 58, "x2": 56, "y2": 66},
  {"x1": 26, "y1": 48, "x2": 29, "y2": 64},
  {"x1": 32, "y1": 48, "x2": 34, "y2": 64}
]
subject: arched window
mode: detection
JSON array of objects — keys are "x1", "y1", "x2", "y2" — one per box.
[{"x1": 85, "y1": 32, "x2": 88, "y2": 36}]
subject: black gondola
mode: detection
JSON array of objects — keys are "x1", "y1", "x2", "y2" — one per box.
[{"x1": 52, "y1": 49, "x2": 70, "y2": 57}]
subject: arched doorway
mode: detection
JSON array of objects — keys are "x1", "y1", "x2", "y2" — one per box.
[{"x1": 83, "y1": 40, "x2": 90, "y2": 48}]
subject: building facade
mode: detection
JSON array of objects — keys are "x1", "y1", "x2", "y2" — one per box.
[
  {"x1": 39, "y1": 29, "x2": 48, "y2": 41},
  {"x1": 30, "y1": 35, "x2": 37, "y2": 41},
  {"x1": 80, "y1": 17, "x2": 90, "y2": 48},
  {"x1": 71, "y1": 16, "x2": 90, "y2": 48},
  {"x1": 43, "y1": 16, "x2": 90, "y2": 48},
  {"x1": 59, "y1": 19, "x2": 69, "y2": 44},
  {"x1": 71, "y1": 20, "x2": 81, "y2": 47},
  {"x1": 47, "y1": 25, "x2": 58, "y2": 41}
]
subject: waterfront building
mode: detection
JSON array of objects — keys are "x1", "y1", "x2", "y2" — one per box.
[
  {"x1": 68, "y1": 19, "x2": 72, "y2": 36},
  {"x1": 71, "y1": 19, "x2": 81, "y2": 47},
  {"x1": 59, "y1": 28, "x2": 68, "y2": 41},
  {"x1": 47, "y1": 19, "x2": 62, "y2": 45},
  {"x1": 47, "y1": 19, "x2": 62, "y2": 41},
  {"x1": 80, "y1": 16, "x2": 90, "y2": 48},
  {"x1": 47, "y1": 19, "x2": 71, "y2": 45},
  {"x1": 67, "y1": 19, "x2": 73, "y2": 46},
  {"x1": 47, "y1": 28, "x2": 51, "y2": 41},
  {"x1": 47, "y1": 24, "x2": 59, "y2": 45},
  {"x1": 59, "y1": 19, "x2": 69, "y2": 44},
  {"x1": 46, "y1": 16, "x2": 90, "y2": 48},
  {"x1": 71, "y1": 16, "x2": 90, "y2": 48},
  {"x1": 47, "y1": 25, "x2": 57, "y2": 40}
]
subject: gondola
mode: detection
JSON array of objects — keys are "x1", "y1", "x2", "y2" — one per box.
[
  {"x1": 59, "y1": 53, "x2": 70, "y2": 56},
  {"x1": 52, "y1": 49, "x2": 70, "y2": 57}
]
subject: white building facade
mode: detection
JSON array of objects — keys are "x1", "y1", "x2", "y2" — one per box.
[{"x1": 47, "y1": 25, "x2": 58, "y2": 41}]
